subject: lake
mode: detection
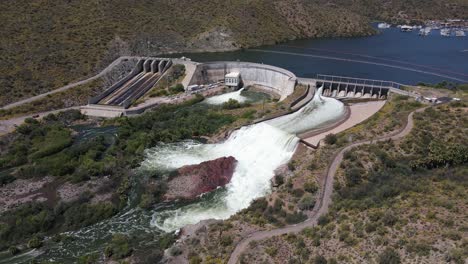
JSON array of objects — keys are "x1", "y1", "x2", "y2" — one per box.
[{"x1": 168, "y1": 26, "x2": 468, "y2": 85}]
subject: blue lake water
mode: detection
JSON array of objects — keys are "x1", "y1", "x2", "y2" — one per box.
[{"x1": 169, "y1": 27, "x2": 468, "y2": 85}]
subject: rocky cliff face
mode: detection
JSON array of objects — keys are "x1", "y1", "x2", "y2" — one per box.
[{"x1": 164, "y1": 156, "x2": 237, "y2": 201}]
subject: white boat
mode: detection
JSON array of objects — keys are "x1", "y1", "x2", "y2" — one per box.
[
  {"x1": 440, "y1": 28, "x2": 451, "y2": 37},
  {"x1": 419, "y1": 27, "x2": 431, "y2": 36},
  {"x1": 400, "y1": 25, "x2": 413, "y2": 32},
  {"x1": 378, "y1": 23, "x2": 391, "y2": 29},
  {"x1": 455, "y1": 30, "x2": 465, "y2": 37}
]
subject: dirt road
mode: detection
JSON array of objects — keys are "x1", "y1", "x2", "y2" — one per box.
[{"x1": 227, "y1": 106, "x2": 427, "y2": 264}]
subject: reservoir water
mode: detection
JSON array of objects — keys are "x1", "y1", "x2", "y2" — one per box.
[{"x1": 169, "y1": 26, "x2": 468, "y2": 84}]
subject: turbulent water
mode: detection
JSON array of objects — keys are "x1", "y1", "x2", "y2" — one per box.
[
  {"x1": 3, "y1": 88, "x2": 345, "y2": 263},
  {"x1": 204, "y1": 88, "x2": 248, "y2": 105},
  {"x1": 267, "y1": 91, "x2": 345, "y2": 134},
  {"x1": 146, "y1": 87, "x2": 345, "y2": 231}
]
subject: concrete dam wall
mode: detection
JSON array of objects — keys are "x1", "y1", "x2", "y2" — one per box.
[
  {"x1": 319, "y1": 81, "x2": 389, "y2": 99},
  {"x1": 189, "y1": 62, "x2": 297, "y2": 100}
]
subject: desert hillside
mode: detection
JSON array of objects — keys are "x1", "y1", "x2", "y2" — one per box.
[{"x1": 0, "y1": 0, "x2": 466, "y2": 105}]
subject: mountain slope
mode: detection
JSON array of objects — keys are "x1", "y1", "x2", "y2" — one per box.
[{"x1": 0, "y1": 0, "x2": 466, "y2": 106}]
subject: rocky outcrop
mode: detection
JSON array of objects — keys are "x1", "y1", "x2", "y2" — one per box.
[{"x1": 164, "y1": 156, "x2": 237, "y2": 201}]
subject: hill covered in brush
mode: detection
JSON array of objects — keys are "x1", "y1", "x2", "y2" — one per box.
[{"x1": 0, "y1": 0, "x2": 466, "y2": 106}]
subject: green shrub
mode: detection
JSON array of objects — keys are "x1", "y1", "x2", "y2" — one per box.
[
  {"x1": 105, "y1": 234, "x2": 133, "y2": 260},
  {"x1": 285, "y1": 212, "x2": 307, "y2": 224},
  {"x1": 298, "y1": 193, "x2": 315, "y2": 210},
  {"x1": 27, "y1": 236, "x2": 43, "y2": 249},
  {"x1": 317, "y1": 215, "x2": 330, "y2": 226},
  {"x1": 324, "y1": 134, "x2": 337, "y2": 145},
  {"x1": 220, "y1": 235, "x2": 233, "y2": 246},
  {"x1": 378, "y1": 247, "x2": 401, "y2": 264},
  {"x1": 304, "y1": 181, "x2": 318, "y2": 193},
  {"x1": 222, "y1": 99, "x2": 241, "y2": 109},
  {"x1": 8, "y1": 246, "x2": 19, "y2": 255},
  {"x1": 169, "y1": 83, "x2": 185, "y2": 94},
  {"x1": 313, "y1": 255, "x2": 327, "y2": 264}
]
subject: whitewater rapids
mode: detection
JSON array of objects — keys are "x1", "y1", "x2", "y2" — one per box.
[
  {"x1": 204, "y1": 88, "x2": 248, "y2": 105},
  {"x1": 145, "y1": 87, "x2": 345, "y2": 232}
]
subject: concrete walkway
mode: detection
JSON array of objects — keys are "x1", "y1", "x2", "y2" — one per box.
[
  {"x1": 302, "y1": 100, "x2": 386, "y2": 146},
  {"x1": 227, "y1": 106, "x2": 428, "y2": 264}
]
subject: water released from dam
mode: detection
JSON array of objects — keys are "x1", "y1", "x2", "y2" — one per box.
[
  {"x1": 2, "y1": 88, "x2": 345, "y2": 263},
  {"x1": 204, "y1": 88, "x2": 248, "y2": 104},
  {"x1": 146, "y1": 87, "x2": 345, "y2": 231}
]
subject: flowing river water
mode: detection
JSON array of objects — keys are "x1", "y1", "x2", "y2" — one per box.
[{"x1": 1, "y1": 87, "x2": 345, "y2": 263}]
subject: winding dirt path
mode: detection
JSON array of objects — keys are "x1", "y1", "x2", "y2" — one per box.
[{"x1": 227, "y1": 106, "x2": 428, "y2": 264}]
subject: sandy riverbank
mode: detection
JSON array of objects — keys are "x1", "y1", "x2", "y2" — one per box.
[{"x1": 302, "y1": 100, "x2": 386, "y2": 147}]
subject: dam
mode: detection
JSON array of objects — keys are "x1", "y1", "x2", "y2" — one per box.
[{"x1": 80, "y1": 58, "x2": 417, "y2": 118}]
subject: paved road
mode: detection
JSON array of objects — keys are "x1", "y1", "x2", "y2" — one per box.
[
  {"x1": 227, "y1": 106, "x2": 428, "y2": 264},
  {"x1": 0, "y1": 57, "x2": 135, "y2": 110}
]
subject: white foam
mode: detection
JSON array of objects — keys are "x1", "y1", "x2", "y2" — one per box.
[
  {"x1": 267, "y1": 87, "x2": 345, "y2": 134},
  {"x1": 204, "y1": 88, "x2": 248, "y2": 105}
]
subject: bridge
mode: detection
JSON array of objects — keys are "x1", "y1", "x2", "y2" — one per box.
[{"x1": 314, "y1": 74, "x2": 413, "y2": 99}]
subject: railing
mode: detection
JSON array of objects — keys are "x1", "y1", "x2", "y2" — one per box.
[{"x1": 316, "y1": 74, "x2": 403, "y2": 89}]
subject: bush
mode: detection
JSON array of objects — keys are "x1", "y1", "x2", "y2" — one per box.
[
  {"x1": 382, "y1": 211, "x2": 398, "y2": 226},
  {"x1": 8, "y1": 246, "x2": 19, "y2": 255},
  {"x1": 304, "y1": 181, "x2": 318, "y2": 193},
  {"x1": 285, "y1": 212, "x2": 307, "y2": 224},
  {"x1": 27, "y1": 236, "x2": 43, "y2": 249},
  {"x1": 220, "y1": 235, "x2": 233, "y2": 246},
  {"x1": 378, "y1": 248, "x2": 401, "y2": 264},
  {"x1": 274, "y1": 174, "x2": 284, "y2": 186},
  {"x1": 169, "y1": 246, "x2": 183, "y2": 256},
  {"x1": 298, "y1": 194, "x2": 315, "y2": 210},
  {"x1": 105, "y1": 234, "x2": 133, "y2": 260},
  {"x1": 313, "y1": 255, "x2": 327, "y2": 264},
  {"x1": 222, "y1": 99, "x2": 241, "y2": 109},
  {"x1": 169, "y1": 83, "x2": 185, "y2": 94},
  {"x1": 317, "y1": 215, "x2": 330, "y2": 226},
  {"x1": 324, "y1": 134, "x2": 337, "y2": 145}
]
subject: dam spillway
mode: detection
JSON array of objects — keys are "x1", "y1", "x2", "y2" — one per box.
[{"x1": 316, "y1": 74, "x2": 398, "y2": 99}]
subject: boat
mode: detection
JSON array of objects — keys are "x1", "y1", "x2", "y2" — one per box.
[
  {"x1": 455, "y1": 30, "x2": 465, "y2": 37},
  {"x1": 440, "y1": 28, "x2": 451, "y2": 37},
  {"x1": 419, "y1": 27, "x2": 431, "y2": 36},
  {"x1": 378, "y1": 23, "x2": 391, "y2": 29},
  {"x1": 400, "y1": 25, "x2": 413, "y2": 32}
]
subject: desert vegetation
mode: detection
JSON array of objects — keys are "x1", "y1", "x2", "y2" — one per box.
[{"x1": 238, "y1": 101, "x2": 467, "y2": 263}]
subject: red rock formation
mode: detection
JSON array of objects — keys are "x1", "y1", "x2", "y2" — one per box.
[{"x1": 164, "y1": 156, "x2": 237, "y2": 201}]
